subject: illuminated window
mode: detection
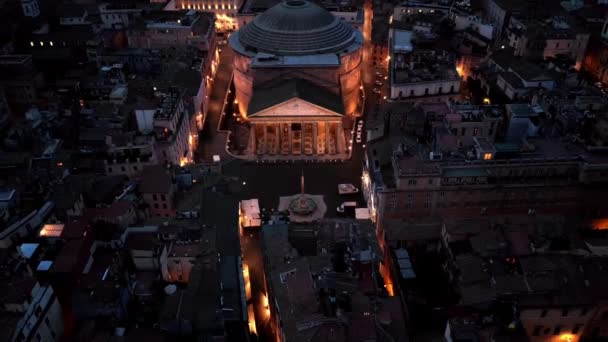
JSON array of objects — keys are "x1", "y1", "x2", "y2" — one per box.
[
  {"x1": 483, "y1": 153, "x2": 492, "y2": 160},
  {"x1": 40, "y1": 41, "x2": 44, "y2": 46},
  {"x1": 215, "y1": 4, "x2": 218, "y2": 9}
]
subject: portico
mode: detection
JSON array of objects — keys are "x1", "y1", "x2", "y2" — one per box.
[{"x1": 243, "y1": 79, "x2": 349, "y2": 159}]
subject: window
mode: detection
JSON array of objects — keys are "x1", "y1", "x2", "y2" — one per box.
[
  {"x1": 121, "y1": 166, "x2": 126, "y2": 172},
  {"x1": 456, "y1": 177, "x2": 462, "y2": 183},
  {"x1": 408, "y1": 179, "x2": 417, "y2": 185},
  {"x1": 153, "y1": 194, "x2": 158, "y2": 201},
  {"x1": 602, "y1": 310, "x2": 608, "y2": 320},
  {"x1": 484, "y1": 153, "x2": 492, "y2": 160},
  {"x1": 461, "y1": 128, "x2": 466, "y2": 136},
  {"x1": 562, "y1": 309, "x2": 569, "y2": 317},
  {"x1": 133, "y1": 165, "x2": 138, "y2": 171},
  {"x1": 428, "y1": 179, "x2": 433, "y2": 185},
  {"x1": 553, "y1": 325, "x2": 562, "y2": 335},
  {"x1": 36, "y1": 333, "x2": 41, "y2": 342},
  {"x1": 581, "y1": 308, "x2": 588, "y2": 316},
  {"x1": 473, "y1": 127, "x2": 479, "y2": 136},
  {"x1": 34, "y1": 305, "x2": 42, "y2": 317},
  {"x1": 45, "y1": 317, "x2": 50, "y2": 327},
  {"x1": 161, "y1": 194, "x2": 166, "y2": 201},
  {"x1": 154, "y1": 204, "x2": 159, "y2": 209},
  {"x1": 532, "y1": 326, "x2": 542, "y2": 336},
  {"x1": 108, "y1": 167, "x2": 113, "y2": 174},
  {"x1": 540, "y1": 309, "x2": 548, "y2": 317},
  {"x1": 543, "y1": 327, "x2": 551, "y2": 335},
  {"x1": 163, "y1": 204, "x2": 167, "y2": 209},
  {"x1": 572, "y1": 325, "x2": 582, "y2": 334}
]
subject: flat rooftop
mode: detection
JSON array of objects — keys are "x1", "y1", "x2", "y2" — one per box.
[{"x1": 392, "y1": 50, "x2": 459, "y2": 85}]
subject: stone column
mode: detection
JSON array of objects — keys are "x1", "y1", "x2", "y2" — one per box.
[
  {"x1": 326, "y1": 122, "x2": 332, "y2": 154},
  {"x1": 282, "y1": 122, "x2": 291, "y2": 155},
  {"x1": 312, "y1": 122, "x2": 318, "y2": 155},
  {"x1": 273, "y1": 123, "x2": 280, "y2": 155},
  {"x1": 336, "y1": 122, "x2": 345, "y2": 155},
  {"x1": 289, "y1": 123, "x2": 294, "y2": 155},
  {"x1": 263, "y1": 124, "x2": 268, "y2": 155}
]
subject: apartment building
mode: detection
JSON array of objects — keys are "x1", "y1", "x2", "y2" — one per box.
[
  {"x1": 389, "y1": 44, "x2": 461, "y2": 102},
  {"x1": 128, "y1": 10, "x2": 215, "y2": 52},
  {"x1": 139, "y1": 165, "x2": 176, "y2": 218},
  {"x1": 11, "y1": 283, "x2": 64, "y2": 342}
]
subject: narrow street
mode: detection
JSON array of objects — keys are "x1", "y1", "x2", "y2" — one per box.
[
  {"x1": 242, "y1": 232, "x2": 272, "y2": 342},
  {"x1": 197, "y1": 45, "x2": 235, "y2": 162}
]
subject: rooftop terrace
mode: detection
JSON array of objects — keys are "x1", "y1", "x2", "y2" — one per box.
[{"x1": 392, "y1": 50, "x2": 459, "y2": 85}]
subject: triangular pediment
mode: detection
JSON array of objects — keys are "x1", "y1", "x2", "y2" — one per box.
[{"x1": 249, "y1": 97, "x2": 343, "y2": 118}]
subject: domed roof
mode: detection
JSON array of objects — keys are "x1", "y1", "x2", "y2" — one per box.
[{"x1": 236, "y1": 0, "x2": 359, "y2": 55}]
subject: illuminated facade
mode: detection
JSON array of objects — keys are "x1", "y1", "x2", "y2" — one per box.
[
  {"x1": 173, "y1": 0, "x2": 243, "y2": 32},
  {"x1": 229, "y1": 0, "x2": 363, "y2": 160}
]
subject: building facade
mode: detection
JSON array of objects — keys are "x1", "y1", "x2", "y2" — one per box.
[
  {"x1": 171, "y1": 0, "x2": 243, "y2": 32},
  {"x1": 388, "y1": 42, "x2": 462, "y2": 101},
  {"x1": 134, "y1": 88, "x2": 194, "y2": 166},
  {"x1": 105, "y1": 135, "x2": 159, "y2": 179},
  {"x1": 140, "y1": 166, "x2": 176, "y2": 218},
  {"x1": 12, "y1": 283, "x2": 64, "y2": 342}
]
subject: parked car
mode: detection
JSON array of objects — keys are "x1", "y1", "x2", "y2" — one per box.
[
  {"x1": 338, "y1": 184, "x2": 359, "y2": 195},
  {"x1": 375, "y1": 81, "x2": 383, "y2": 86},
  {"x1": 373, "y1": 88, "x2": 381, "y2": 94}
]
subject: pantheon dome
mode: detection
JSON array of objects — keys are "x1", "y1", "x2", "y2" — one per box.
[
  {"x1": 229, "y1": 0, "x2": 363, "y2": 115},
  {"x1": 236, "y1": 0, "x2": 359, "y2": 55}
]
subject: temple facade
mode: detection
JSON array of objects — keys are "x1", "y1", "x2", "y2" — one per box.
[{"x1": 244, "y1": 80, "x2": 347, "y2": 158}]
